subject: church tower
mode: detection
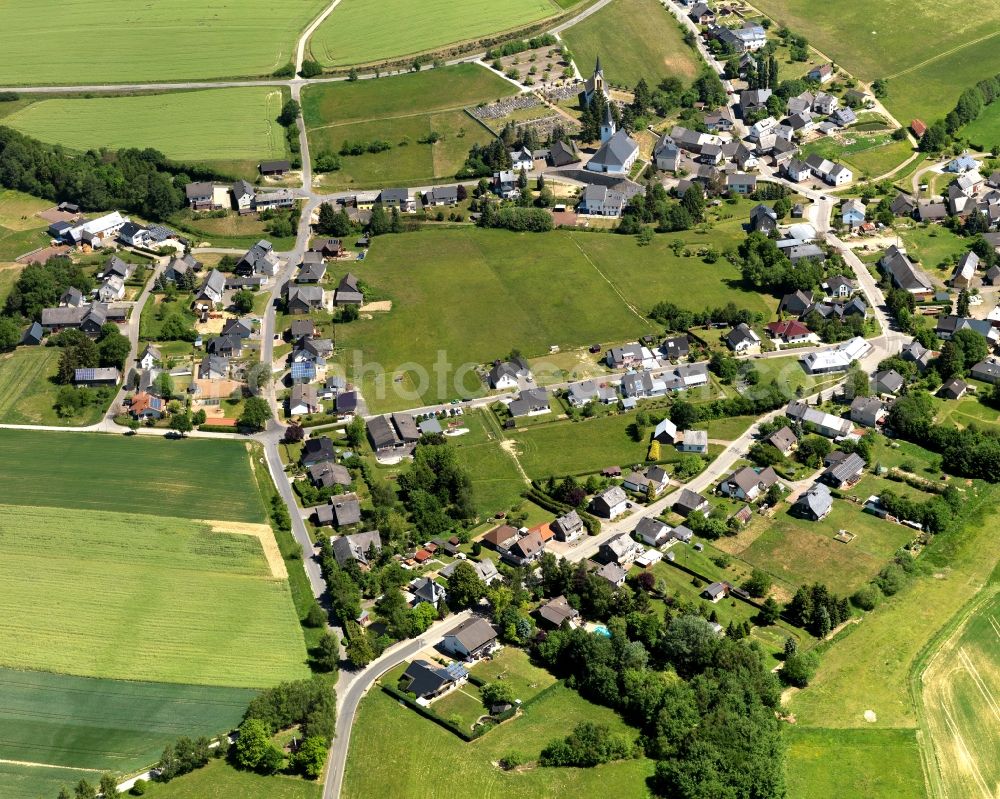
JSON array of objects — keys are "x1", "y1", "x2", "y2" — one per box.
[{"x1": 600, "y1": 101, "x2": 616, "y2": 143}]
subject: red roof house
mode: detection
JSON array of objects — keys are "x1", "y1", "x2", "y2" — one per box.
[
  {"x1": 911, "y1": 119, "x2": 927, "y2": 137},
  {"x1": 765, "y1": 320, "x2": 812, "y2": 343}
]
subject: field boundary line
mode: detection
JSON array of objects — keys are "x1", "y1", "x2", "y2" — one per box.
[
  {"x1": 884, "y1": 30, "x2": 1000, "y2": 81},
  {"x1": 567, "y1": 236, "x2": 655, "y2": 329},
  {"x1": 307, "y1": 100, "x2": 492, "y2": 132},
  {"x1": 0, "y1": 758, "x2": 102, "y2": 773}
]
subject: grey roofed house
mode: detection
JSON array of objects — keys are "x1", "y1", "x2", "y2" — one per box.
[
  {"x1": 681, "y1": 429, "x2": 708, "y2": 452},
  {"x1": 21, "y1": 321, "x2": 44, "y2": 345},
  {"x1": 504, "y1": 530, "x2": 545, "y2": 565},
  {"x1": 259, "y1": 159, "x2": 291, "y2": 175},
  {"x1": 74, "y1": 367, "x2": 119, "y2": 385},
  {"x1": 411, "y1": 577, "x2": 447, "y2": 607},
  {"x1": 235, "y1": 240, "x2": 278, "y2": 276},
  {"x1": 206, "y1": 334, "x2": 241, "y2": 356},
  {"x1": 824, "y1": 275, "x2": 856, "y2": 297},
  {"x1": 902, "y1": 340, "x2": 933, "y2": 372},
  {"x1": 596, "y1": 562, "x2": 627, "y2": 587},
  {"x1": 287, "y1": 284, "x2": 325, "y2": 313},
  {"x1": 308, "y1": 460, "x2": 352, "y2": 488},
  {"x1": 951, "y1": 251, "x2": 979, "y2": 287},
  {"x1": 331, "y1": 529, "x2": 382, "y2": 566},
  {"x1": 427, "y1": 184, "x2": 459, "y2": 204},
  {"x1": 301, "y1": 436, "x2": 336, "y2": 466},
  {"x1": 918, "y1": 201, "x2": 949, "y2": 222},
  {"x1": 939, "y1": 377, "x2": 968, "y2": 399},
  {"x1": 674, "y1": 488, "x2": 708, "y2": 517},
  {"x1": 336, "y1": 391, "x2": 358, "y2": 414},
  {"x1": 873, "y1": 369, "x2": 905, "y2": 395},
  {"x1": 537, "y1": 595, "x2": 580, "y2": 628},
  {"x1": 334, "y1": 273, "x2": 364, "y2": 305},
  {"x1": 726, "y1": 322, "x2": 760, "y2": 350},
  {"x1": 297, "y1": 260, "x2": 327, "y2": 283},
  {"x1": 104, "y1": 255, "x2": 131, "y2": 279},
  {"x1": 749, "y1": 203, "x2": 778, "y2": 234},
  {"x1": 378, "y1": 187, "x2": 411, "y2": 207},
  {"x1": 442, "y1": 617, "x2": 498, "y2": 660},
  {"x1": 367, "y1": 415, "x2": 402, "y2": 450},
  {"x1": 850, "y1": 395, "x2": 887, "y2": 427},
  {"x1": 720, "y1": 465, "x2": 779, "y2": 500},
  {"x1": 662, "y1": 335, "x2": 690, "y2": 361},
  {"x1": 60, "y1": 286, "x2": 85, "y2": 307},
  {"x1": 439, "y1": 557, "x2": 499, "y2": 585},
  {"x1": 591, "y1": 485, "x2": 628, "y2": 518},
  {"x1": 588, "y1": 129, "x2": 639, "y2": 173},
  {"x1": 767, "y1": 425, "x2": 797, "y2": 454},
  {"x1": 301, "y1": 337, "x2": 334, "y2": 359},
  {"x1": 654, "y1": 134, "x2": 680, "y2": 170},
  {"x1": 970, "y1": 359, "x2": 1000, "y2": 384},
  {"x1": 289, "y1": 319, "x2": 315, "y2": 340},
  {"x1": 419, "y1": 416, "x2": 442, "y2": 435},
  {"x1": 552, "y1": 509, "x2": 584, "y2": 541},
  {"x1": 220, "y1": 317, "x2": 253, "y2": 339},
  {"x1": 787, "y1": 243, "x2": 825, "y2": 264},
  {"x1": 600, "y1": 531, "x2": 640, "y2": 565},
  {"x1": 549, "y1": 138, "x2": 580, "y2": 167},
  {"x1": 391, "y1": 412, "x2": 420, "y2": 442},
  {"x1": 185, "y1": 181, "x2": 215, "y2": 201},
  {"x1": 879, "y1": 245, "x2": 933, "y2": 294},
  {"x1": 488, "y1": 357, "x2": 529, "y2": 388},
  {"x1": 198, "y1": 354, "x2": 228, "y2": 379},
  {"x1": 890, "y1": 193, "x2": 918, "y2": 217},
  {"x1": 635, "y1": 516, "x2": 671, "y2": 546},
  {"x1": 822, "y1": 452, "x2": 866, "y2": 487},
  {"x1": 830, "y1": 107, "x2": 856, "y2": 127},
  {"x1": 197, "y1": 269, "x2": 227, "y2": 304},
  {"x1": 796, "y1": 482, "x2": 833, "y2": 520},
  {"x1": 509, "y1": 387, "x2": 550, "y2": 418},
  {"x1": 289, "y1": 383, "x2": 319, "y2": 414},
  {"x1": 566, "y1": 379, "x2": 617, "y2": 406},
  {"x1": 323, "y1": 494, "x2": 361, "y2": 527},
  {"x1": 785, "y1": 399, "x2": 853, "y2": 437},
  {"x1": 702, "y1": 581, "x2": 728, "y2": 601},
  {"x1": 401, "y1": 659, "x2": 467, "y2": 699},
  {"x1": 779, "y1": 289, "x2": 813, "y2": 317}
]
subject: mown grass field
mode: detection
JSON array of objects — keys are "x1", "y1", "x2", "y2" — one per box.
[
  {"x1": 0, "y1": 667, "x2": 254, "y2": 771},
  {"x1": 749, "y1": 0, "x2": 1000, "y2": 122},
  {"x1": 0, "y1": 0, "x2": 328, "y2": 85},
  {"x1": 0, "y1": 504, "x2": 308, "y2": 686},
  {"x1": 784, "y1": 727, "x2": 926, "y2": 799},
  {"x1": 117, "y1": 759, "x2": 321, "y2": 799},
  {"x1": 0, "y1": 264, "x2": 24, "y2": 307},
  {"x1": 962, "y1": 100, "x2": 1000, "y2": 150},
  {"x1": 0, "y1": 762, "x2": 103, "y2": 799},
  {"x1": 303, "y1": 65, "x2": 515, "y2": 189},
  {"x1": 799, "y1": 134, "x2": 913, "y2": 180},
  {"x1": 447, "y1": 411, "x2": 528, "y2": 516},
  {"x1": 334, "y1": 227, "x2": 769, "y2": 412},
  {"x1": 309, "y1": 0, "x2": 560, "y2": 67},
  {"x1": 562, "y1": 0, "x2": 702, "y2": 87},
  {"x1": 343, "y1": 683, "x2": 653, "y2": 798},
  {"x1": 0, "y1": 189, "x2": 52, "y2": 261},
  {"x1": 917, "y1": 587, "x2": 1000, "y2": 799},
  {"x1": 0, "y1": 429, "x2": 266, "y2": 521},
  {"x1": 3, "y1": 89, "x2": 288, "y2": 171},
  {"x1": 897, "y1": 225, "x2": 968, "y2": 277},
  {"x1": 0, "y1": 348, "x2": 109, "y2": 426}
]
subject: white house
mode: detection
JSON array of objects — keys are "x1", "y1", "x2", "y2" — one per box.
[{"x1": 510, "y1": 146, "x2": 534, "y2": 171}]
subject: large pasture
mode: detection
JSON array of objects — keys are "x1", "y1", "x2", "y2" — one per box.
[
  {"x1": 0, "y1": 0, "x2": 328, "y2": 85},
  {"x1": 309, "y1": 0, "x2": 561, "y2": 67},
  {"x1": 343, "y1": 683, "x2": 653, "y2": 798},
  {"x1": 749, "y1": 0, "x2": 1000, "y2": 122},
  {"x1": 0, "y1": 348, "x2": 109, "y2": 427},
  {"x1": 0, "y1": 503, "x2": 309, "y2": 686},
  {"x1": 0, "y1": 667, "x2": 253, "y2": 771},
  {"x1": 562, "y1": 0, "x2": 702, "y2": 87},
  {"x1": 0, "y1": 429, "x2": 266, "y2": 522},
  {"x1": 333, "y1": 227, "x2": 769, "y2": 412},
  {"x1": 303, "y1": 65, "x2": 515, "y2": 189},
  {"x1": 3, "y1": 89, "x2": 288, "y2": 166}
]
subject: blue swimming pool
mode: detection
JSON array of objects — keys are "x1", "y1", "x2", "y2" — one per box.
[{"x1": 593, "y1": 624, "x2": 611, "y2": 638}]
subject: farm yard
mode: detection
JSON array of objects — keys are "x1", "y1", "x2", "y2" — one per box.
[
  {"x1": 0, "y1": 503, "x2": 308, "y2": 686},
  {"x1": 343, "y1": 683, "x2": 653, "y2": 798},
  {"x1": 0, "y1": 668, "x2": 253, "y2": 771},
  {"x1": 0, "y1": 0, "x2": 328, "y2": 85},
  {"x1": 917, "y1": 589, "x2": 1000, "y2": 799},
  {"x1": 561, "y1": 0, "x2": 702, "y2": 88},
  {"x1": 0, "y1": 430, "x2": 267, "y2": 521},
  {"x1": 3, "y1": 89, "x2": 289, "y2": 179},
  {"x1": 334, "y1": 226, "x2": 770, "y2": 412},
  {"x1": 307, "y1": 0, "x2": 563, "y2": 68},
  {"x1": 302, "y1": 65, "x2": 516, "y2": 189},
  {"x1": 748, "y1": 0, "x2": 1000, "y2": 123}
]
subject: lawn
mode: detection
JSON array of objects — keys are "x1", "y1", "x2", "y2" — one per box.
[
  {"x1": 471, "y1": 647, "x2": 558, "y2": 703},
  {"x1": 0, "y1": 429, "x2": 266, "y2": 522},
  {"x1": 897, "y1": 224, "x2": 969, "y2": 277},
  {"x1": 334, "y1": 227, "x2": 769, "y2": 412},
  {"x1": 0, "y1": 263, "x2": 24, "y2": 307},
  {"x1": 800, "y1": 134, "x2": 913, "y2": 180},
  {"x1": 0, "y1": 189, "x2": 52, "y2": 229},
  {"x1": 0, "y1": 668, "x2": 254, "y2": 771},
  {"x1": 916, "y1": 587, "x2": 1000, "y2": 799},
  {"x1": 0, "y1": 347, "x2": 110, "y2": 426},
  {"x1": 430, "y1": 682, "x2": 488, "y2": 731},
  {"x1": 0, "y1": 503, "x2": 309, "y2": 687},
  {"x1": 788, "y1": 480, "x2": 1000, "y2": 729},
  {"x1": 737, "y1": 500, "x2": 917, "y2": 597},
  {"x1": 308, "y1": 0, "x2": 561, "y2": 67},
  {"x1": 962, "y1": 99, "x2": 1000, "y2": 151},
  {"x1": 784, "y1": 727, "x2": 925, "y2": 799},
  {"x1": 343, "y1": 684, "x2": 654, "y2": 798},
  {"x1": 168, "y1": 209, "x2": 297, "y2": 250},
  {"x1": 302, "y1": 65, "x2": 516, "y2": 189},
  {"x1": 448, "y1": 411, "x2": 529, "y2": 516},
  {"x1": 3, "y1": 88, "x2": 288, "y2": 176},
  {"x1": 0, "y1": 0, "x2": 328, "y2": 85},
  {"x1": 118, "y1": 759, "x2": 321, "y2": 799},
  {"x1": 0, "y1": 226, "x2": 48, "y2": 261},
  {"x1": 561, "y1": 0, "x2": 702, "y2": 88}
]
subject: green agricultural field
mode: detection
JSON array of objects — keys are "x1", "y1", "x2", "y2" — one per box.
[
  {"x1": 309, "y1": 0, "x2": 560, "y2": 67},
  {"x1": 917, "y1": 588, "x2": 1000, "y2": 799},
  {"x1": 0, "y1": 189, "x2": 52, "y2": 229},
  {"x1": 562, "y1": 0, "x2": 702, "y2": 88},
  {"x1": 0, "y1": 668, "x2": 253, "y2": 771},
  {"x1": 0, "y1": 429, "x2": 266, "y2": 521},
  {"x1": 0, "y1": 348, "x2": 110, "y2": 427},
  {"x1": 302, "y1": 65, "x2": 516, "y2": 189},
  {"x1": 784, "y1": 727, "x2": 925, "y2": 799},
  {"x1": 343, "y1": 684, "x2": 653, "y2": 798},
  {"x1": 749, "y1": 0, "x2": 1000, "y2": 123},
  {"x1": 447, "y1": 411, "x2": 528, "y2": 516},
  {"x1": 0, "y1": 762, "x2": 103, "y2": 799},
  {"x1": 963, "y1": 100, "x2": 1000, "y2": 150},
  {"x1": 0, "y1": 0, "x2": 328, "y2": 85},
  {"x1": 120, "y1": 759, "x2": 321, "y2": 799},
  {"x1": 737, "y1": 500, "x2": 916, "y2": 597},
  {"x1": 0, "y1": 504, "x2": 309, "y2": 687},
  {"x1": 799, "y1": 134, "x2": 913, "y2": 180},
  {"x1": 333, "y1": 227, "x2": 770, "y2": 412},
  {"x1": 3, "y1": 89, "x2": 288, "y2": 176}
]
